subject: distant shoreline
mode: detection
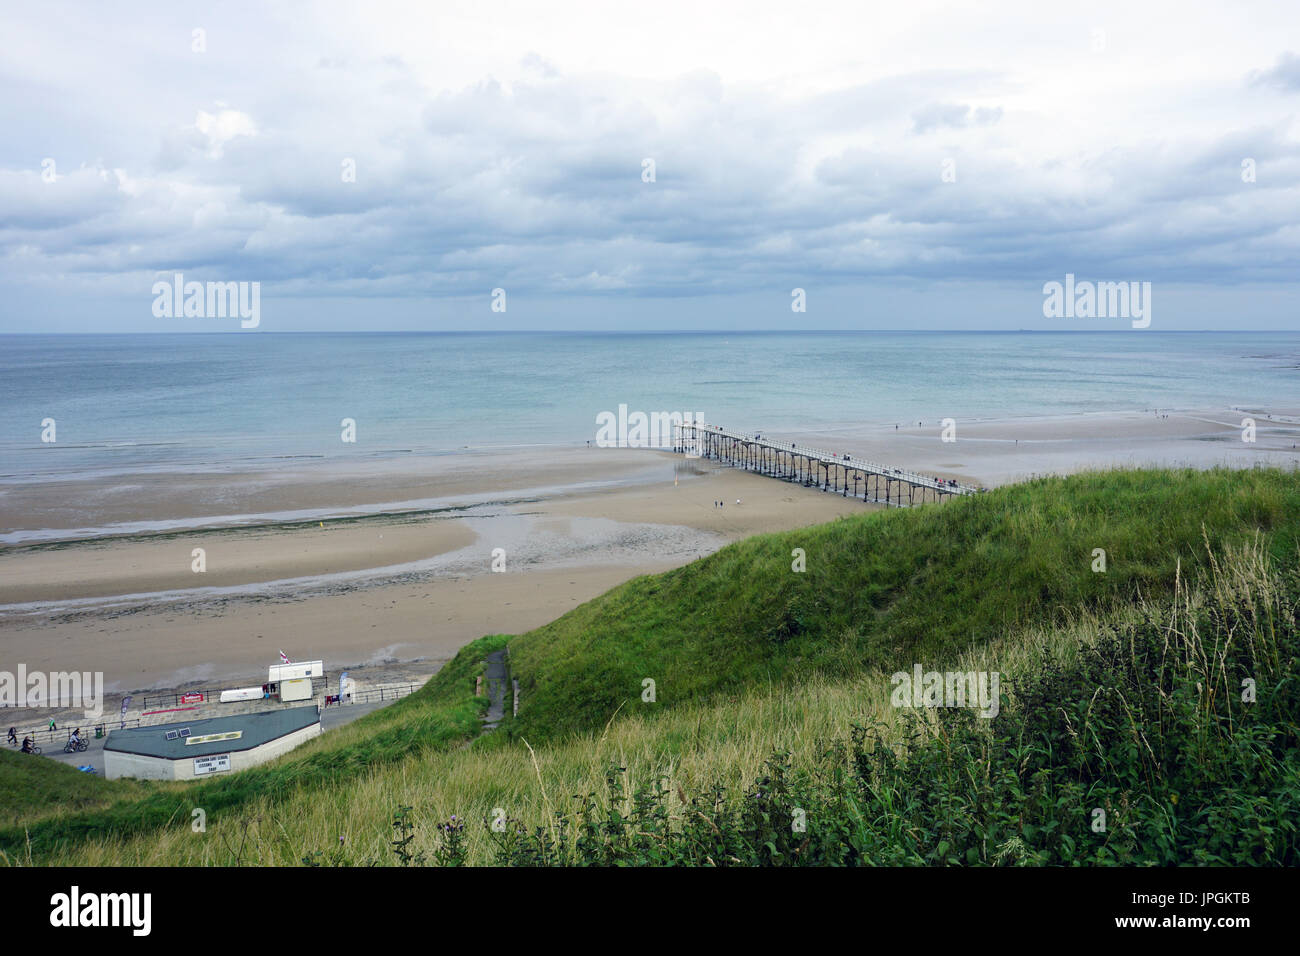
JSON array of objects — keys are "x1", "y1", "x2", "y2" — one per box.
[
  {"x1": 4, "y1": 329, "x2": 1300, "y2": 336},
  {"x1": 1, "y1": 404, "x2": 1297, "y2": 697}
]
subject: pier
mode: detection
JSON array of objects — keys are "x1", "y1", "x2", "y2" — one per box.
[{"x1": 672, "y1": 423, "x2": 981, "y2": 507}]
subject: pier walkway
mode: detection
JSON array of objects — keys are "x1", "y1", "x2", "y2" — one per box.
[{"x1": 673, "y1": 423, "x2": 982, "y2": 507}]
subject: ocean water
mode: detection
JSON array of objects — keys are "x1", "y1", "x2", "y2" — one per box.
[{"x1": 1, "y1": 331, "x2": 1297, "y2": 482}]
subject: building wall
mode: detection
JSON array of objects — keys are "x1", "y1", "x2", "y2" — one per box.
[{"x1": 105, "y1": 721, "x2": 322, "y2": 781}]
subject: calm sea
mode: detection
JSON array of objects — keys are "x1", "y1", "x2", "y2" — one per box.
[{"x1": 1, "y1": 331, "x2": 1297, "y2": 481}]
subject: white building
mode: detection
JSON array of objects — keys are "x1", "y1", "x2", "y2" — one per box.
[{"x1": 103, "y1": 706, "x2": 322, "y2": 781}]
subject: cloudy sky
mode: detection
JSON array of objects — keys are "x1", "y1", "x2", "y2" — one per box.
[{"x1": 3, "y1": 0, "x2": 1298, "y2": 331}]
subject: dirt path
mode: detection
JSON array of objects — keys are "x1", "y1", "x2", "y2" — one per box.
[{"x1": 482, "y1": 649, "x2": 507, "y2": 732}]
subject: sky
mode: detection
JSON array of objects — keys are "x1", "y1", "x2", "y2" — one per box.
[{"x1": 2, "y1": 0, "x2": 1298, "y2": 332}]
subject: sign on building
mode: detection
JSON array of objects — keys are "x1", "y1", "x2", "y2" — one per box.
[{"x1": 193, "y1": 754, "x2": 231, "y2": 776}]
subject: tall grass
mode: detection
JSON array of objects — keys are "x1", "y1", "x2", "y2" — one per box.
[
  {"x1": 5, "y1": 467, "x2": 1299, "y2": 865},
  {"x1": 507, "y1": 467, "x2": 1300, "y2": 740},
  {"x1": 30, "y1": 541, "x2": 1298, "y2": 866},
  {"x1": 0, "y1": 634, "x2": 504, "y2": 864}
]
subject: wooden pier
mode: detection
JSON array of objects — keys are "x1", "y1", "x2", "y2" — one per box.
[{"x1": 672, "y1": 423, "x2": 981, "y2": 507}]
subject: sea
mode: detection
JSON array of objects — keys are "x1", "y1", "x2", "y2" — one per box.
[{"x1": 1, "y1": 331, "x2": 1297, "y2": 482}]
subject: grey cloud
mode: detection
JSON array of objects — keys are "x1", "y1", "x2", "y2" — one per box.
[
  {"x1": 1251, "y1": 52, "x2": 1300, "y2": 91},
  {"x1": 3, "y1": 25, "x2": 1300, "y2": 317},
  {"x1": 910, "y1": 102, "x2": 1003, "y2": 134}
]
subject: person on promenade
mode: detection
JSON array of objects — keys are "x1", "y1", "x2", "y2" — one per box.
[
  {"x1": 21, "y1": 736, "x2": 34, "y2": 754},
  {"x1": 48, "y1": 719, "x2": 56, "y2": 732},
  {"x1": 6, "y1": 727, "x2": 15, "y2": 746}
]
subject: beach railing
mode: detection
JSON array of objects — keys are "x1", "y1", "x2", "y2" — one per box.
[
  {"x1": 4, "y1": 717, "x2": 146, "y2": 746},
  {"x1": 4, "y1": 680, "x2": 425, "y2": 748},
  {"x1": 337, "y1": 682, "x2": 421, "y2": 706},
  {"x1": 142, "y1": 676, "x2": 335, "y2": 712}
]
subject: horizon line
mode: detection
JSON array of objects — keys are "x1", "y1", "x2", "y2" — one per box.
[{"x1": 1, "y1": 328, "x2": 1295, "y2": 336}]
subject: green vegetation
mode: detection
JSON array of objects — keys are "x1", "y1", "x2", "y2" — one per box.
[
  {"x1": 3, "y1": 467, "x2": 1298, "y2": 866},
  {"x1": 508, "y1": 467, "x2": 1300, "y2": 739},
  {"x1": 0, "y1": 634, "x2": 503, "y2": 864},
  {"x1": 485, "y1": 547, "x2": 1300, "y2": 865},
  {"x1": 0, "y1": 750, "x2": 149, "y2": 830}
]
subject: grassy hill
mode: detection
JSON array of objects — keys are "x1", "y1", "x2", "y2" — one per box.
[
  {"x1": 3, "y1": 466, "x2": 1298, "y2": 866},
  {"x1": 506, "y1": 467, "x2": 1300, "y2": 740}
]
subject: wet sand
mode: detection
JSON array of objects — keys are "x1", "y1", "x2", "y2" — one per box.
[
  {"x1": 0, "y1": 453, "x2": 862, "y2": 694},
  {"x1": 2, "y1": 405, "x2": 1298, "y2": 703}
]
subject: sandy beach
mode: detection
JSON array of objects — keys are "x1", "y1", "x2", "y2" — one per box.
[
  {"x1": 0, "y1": 447, "x2": 862, "y2": 696},
  {"x1": 2, "y1": 404, "x2": 1298, "y2": 707}
]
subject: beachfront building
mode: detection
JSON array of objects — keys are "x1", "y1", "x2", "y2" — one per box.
[{"x1": 103, "y1": 706, "x2": 321, "y2": 781}]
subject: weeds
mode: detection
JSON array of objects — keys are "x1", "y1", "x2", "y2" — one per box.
[{"x1": 352, "y1": 545, "x2": 1298, "y2": 865}]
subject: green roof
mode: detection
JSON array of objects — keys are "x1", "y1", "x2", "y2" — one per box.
[{"x1": 104, "y1": 706, "x2": 320, "y2": 759}]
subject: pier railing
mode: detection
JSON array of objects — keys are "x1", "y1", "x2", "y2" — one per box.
[{"x1": 675, "y1": 422, "x2": 981, "y2": 505}]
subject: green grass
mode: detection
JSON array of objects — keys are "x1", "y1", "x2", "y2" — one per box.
[
  {"x1": 4, "y1": 466, "x2": 1299, "y2": 866},
  {"x1": 0, "y1": 750, "x2": 149, "y2": 829},
  {"x1": 506, "y1": 467, "x2": 1300, "y2": 740},
  {"x1": 486, "y1": 548, "x2": 1300, "y2": 865},
  {"x1": 0, "y1": 634, "x2": 505, "y2": 864}
]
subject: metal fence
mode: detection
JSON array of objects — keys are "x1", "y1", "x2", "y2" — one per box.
[
  {"x1": 141, "y1": 677, "x2": 332, "y2": 710},
  {"x1": 4, "y1": 717, "x2": 145, "y2": 748},
  {"x1": 140, "y1": 690, "x2": 220, "y2": 710},
  {"x1": 4, "y1": 680, "x2": 422, "y2": 747},
  {"x1": 333, "y1": 682, "x2": 420, "y2": 706}
]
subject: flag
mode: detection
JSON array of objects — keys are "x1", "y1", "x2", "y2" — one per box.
[{"x1": 279, "y1": 650, "x2": 291, "y2": 664}]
